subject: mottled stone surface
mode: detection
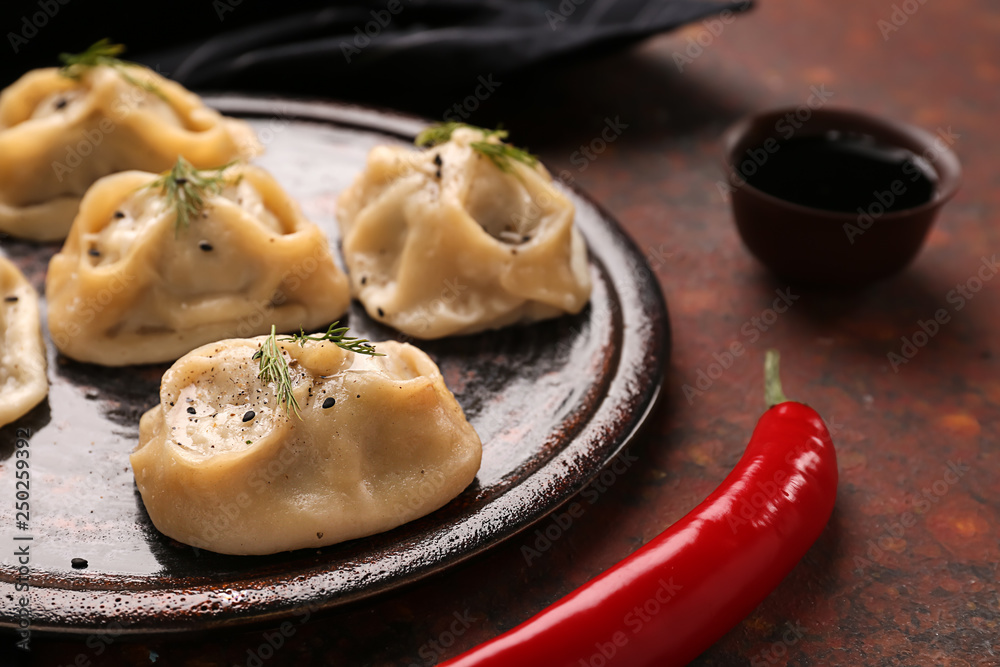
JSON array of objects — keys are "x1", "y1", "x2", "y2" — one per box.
[{"x1": 7, "y1": 0, "x2": 999, "y2": 664}]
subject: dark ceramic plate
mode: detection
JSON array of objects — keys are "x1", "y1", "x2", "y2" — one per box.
[{"x1": 0, "y1": 97, "x2": 668, "y2": 634}]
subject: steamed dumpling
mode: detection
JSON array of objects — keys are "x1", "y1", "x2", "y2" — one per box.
[
  {"x1": 0, "y1": 257, "x2": 48, "y2": 427},
  {"x1": 0, "y1": 48, "x2": 259, "y2": 241},
  {"x1": 45, "y1": 162, "x2": 350, "y2": 365},
  {"x1": 131, "y1": 336, "x2": 482, "y2": 555},
  {"x1": 336, "y1": 124, "x2": 592, "y2": 339}
]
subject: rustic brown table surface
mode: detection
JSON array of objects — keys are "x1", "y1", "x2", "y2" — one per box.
[{"x1": 11, "y1": 0, "x2": 1000, "y2": 665}]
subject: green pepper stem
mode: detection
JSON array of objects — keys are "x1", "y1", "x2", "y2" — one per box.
[{"x1": 765, "y1": 349, "x2": 789, "y2": 407}]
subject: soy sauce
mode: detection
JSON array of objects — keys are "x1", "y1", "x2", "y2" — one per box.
[{"x1": 741, "y1": 132, "x2": 936, "y2": 213}]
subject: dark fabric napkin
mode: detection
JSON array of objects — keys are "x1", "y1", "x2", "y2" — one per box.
[
  {"x1": 0, "y1": 0, "x2": 751, "y2": 97},
  {"x1": 150, "y1": 0, "x2": 752, "y2": 95}
]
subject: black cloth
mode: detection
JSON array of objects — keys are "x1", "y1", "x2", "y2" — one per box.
[{"x1": 2, "y1": 0, "x2": 751, "y2": 98}]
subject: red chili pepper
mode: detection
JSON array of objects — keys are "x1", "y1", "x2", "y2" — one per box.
[{"x1": 440, "y1": 350, "x2": 838, "y2": 667}]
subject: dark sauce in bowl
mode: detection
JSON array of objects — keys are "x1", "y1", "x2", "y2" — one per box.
[{"x1": 742, "y1": 132, "x2": 936, "y2": 214}]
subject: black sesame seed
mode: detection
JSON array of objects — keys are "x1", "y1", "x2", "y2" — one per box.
[
  {"x1": 322, "y1": 397, "x2": 335, "y2": 409},
  {"x1": 522, "y1": 235, "x2": 531, "y2": 242},
  {"x1": 377, "y1": 307, "x2": 385, "y2": 317},
  {"x1": 356, "y1": 394, "x2": 360, "y2": 399},
  {"x1": 198, "y1": 241, "x2": 213, "y2": 252},
  {"x1": 433, "y1": 154, "x2": 442, "y2": 167},
  {"x1": 186, "y1": 407, "x2": 196, "y2": 414},
  {"x1": 113, "y1": 211, "x2": 125, "y2": 219},
  {"x1": 242, "y1": 410, "x2": 255, "y2": 422},
  {"x1": 55, "y1": 98, "x2": 68, "y2": 110},
  {"x1": 175, "y1": 178, "x2": 188, "y2": 185},
  {"x1": 360, "y1": 276, "x2": 367, "y2": 286},
  {"x1": 88, "y1": 248, "x2": 100, "y2": 257},
  {"x1": 4, "y1": 296, "x2": 17, "y2": 303},
  {"x1": 435, "y1": 169, "x2": 442, "y2": 179},
  {"x1": 71, "y1": 558, "x2": 88, "y2": 569}
]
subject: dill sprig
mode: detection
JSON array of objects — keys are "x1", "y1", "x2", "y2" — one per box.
[
  {"x1": 253, "y1": 326, "x2": 302, "y2": 419},
  {"x1": 145, "y1": 157, "x2": 239, "y2": 234},
  {"x1": 58, "y1": 39, "x2": 164, "y2": 98},
  {"x1": 281, "y1": 322, "x2": 384, "y2": 357},
  {"x1": 253, "y1": 323, "x2": 382, "y2": 420},
  {"x1": 469, "y1": 139, "x2": 538, "y2": 173},
  {"x1": 415, "y1": 122, "x2": 538, "y2": 173}
]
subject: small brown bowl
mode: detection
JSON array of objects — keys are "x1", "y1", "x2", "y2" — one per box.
[{"x1": 721, "y1": 107, "x2": 961, "y2": 287}]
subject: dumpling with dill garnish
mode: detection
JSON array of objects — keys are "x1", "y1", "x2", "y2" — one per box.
[
  {"x1": 130, "y1": 327, "x2": 482, "y2": 555},
  {"x1": 0, "y1": 256, "x2": 48, "y2": 428},
  {"x1": 0, "y1": 39, "x2": 259, "y2": 241},
  {"x1": 336, "y1": 123, "x2": 591, "y2": 339},
  {"x1": 45, "y1": 158, "x2": 350, "y2": 366}
]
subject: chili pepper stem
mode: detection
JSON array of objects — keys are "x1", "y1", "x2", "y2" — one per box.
[{"x1": 765, "y1": 349, "x2": 789, "y2": 407}]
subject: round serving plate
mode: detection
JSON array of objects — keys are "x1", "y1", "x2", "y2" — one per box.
[{"x1": 0, "y1": 97, "x2": 669, "y2": 634}]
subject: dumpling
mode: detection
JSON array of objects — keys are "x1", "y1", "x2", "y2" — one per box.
[
  {"x1": 336, "y1": 123, "x2": 592, "y2": 339},
  {"x1": 0, "y1": 40, "x2": 259, "y2": 241},
  {"x1": 0, "y1": 257, "x2": 48, "y2": 428},
  {"x1": 131, "y1": 331, "x2": 482, "y2": 555},
  {"x1": 45, "y1": 159, "x2": 350, "y2": 366}
]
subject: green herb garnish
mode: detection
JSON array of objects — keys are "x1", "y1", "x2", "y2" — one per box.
[
  {"x1": 415, "y1": 122, "x2": 538, "y2": 173},
  {"x1": 253, "y1": 323, "x2": 382, "y2": 419},
  {"x1": 58, "y1": 39, "x2": 164, "y2": 98},
  {"x1": 253, "y1": 326, "x2": 302, "y2": 419},
  {"x1": 146, "y1": 157, "x2": 239, "y2": 234},
  {"x1": 282, "y1": 322, "x2": 384, "y2": 357}
]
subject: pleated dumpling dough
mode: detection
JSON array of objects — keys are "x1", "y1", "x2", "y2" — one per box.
[
  {"x1": 131, "y1": 336, "x2": 482, "y2": 555},
  {"x1": 0, "y1": 257, "x2": 48, "y2": 427},
  {"x1": 45, "y1": 162, "x2": 350, "y2": 366},
  {"x1": 337, "y1": 124, "x2": 592, "y2": 339},
  {"x1": 0, "y1": 44, "x2": 259, "y2": 241}
]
